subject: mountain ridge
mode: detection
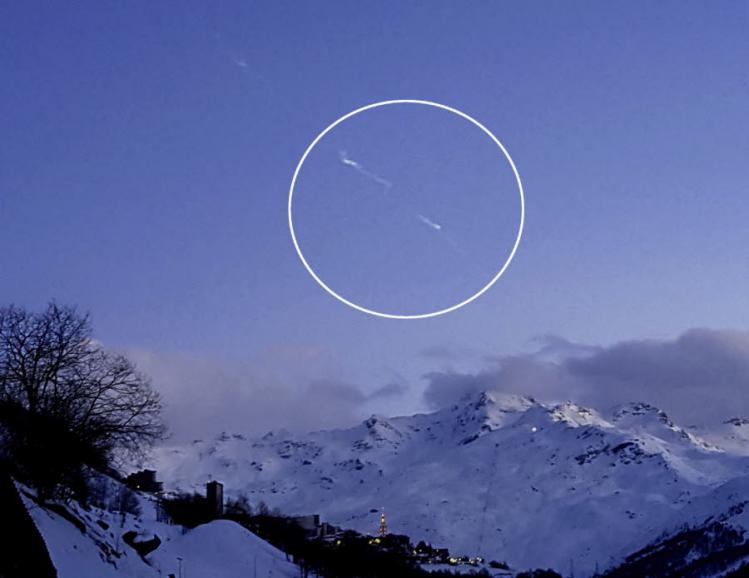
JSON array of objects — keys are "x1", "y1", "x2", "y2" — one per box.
[{"x1": 151, "y1": 391, "x2": 749, "y2": 576}]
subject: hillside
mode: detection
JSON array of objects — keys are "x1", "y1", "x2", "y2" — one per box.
[
  {"x1": 604, "y1": 474, "x2": 749, "y2": 577},
  {"x1": 16, "y1": 477, "x2": 298, "y2": 578},
  {"x1": 152, "y1": 392, "x2": 749, "y2": 575}
]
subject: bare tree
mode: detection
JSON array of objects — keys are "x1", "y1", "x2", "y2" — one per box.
[{"x1": 0, "y1": 303, "x2": 165, "y2": 495}]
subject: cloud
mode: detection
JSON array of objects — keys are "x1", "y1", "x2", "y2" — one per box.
[
  {"x1": 423, "y1": 328, "x2": 749, "y2": 425},
  {"x1": 369, "y1": 381, "x2": 409, "y2": 399},
  {"x1": 423, "y1": 357, "x2": 570, "y2": 410},
  {"x1": 124, "y1": 328, "x2": 749, "y2": 442},
  {"x1": 127, "y1": 347, "x2": 403, "y2": 442},
  {"x1": 526, "y1": 334, "x2": 603, "y2": 361}
]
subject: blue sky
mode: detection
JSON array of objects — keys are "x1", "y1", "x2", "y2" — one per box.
[{"x1": 1, "y1": 2, "x2": 748, "y2": 435}]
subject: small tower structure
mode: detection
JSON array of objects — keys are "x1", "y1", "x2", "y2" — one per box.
[
  {"x1": 206, "y1": 480, "x2": 224, "y2": 517},
  {"x1": 378, "y1": 510, "x2": 388, "y2": 538}
]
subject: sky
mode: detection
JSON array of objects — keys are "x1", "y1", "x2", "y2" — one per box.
[
  {"x1": 292, "y1": 102, "x2": 521, "y2": 316},
  {"x1": 1, "y1": 2, "x2": 748, "y2": 440}
]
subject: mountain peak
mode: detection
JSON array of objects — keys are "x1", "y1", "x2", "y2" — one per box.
[
  {"x1": 364, "y1": 414, "x2": 389, "y2": 427},
  {"x1": 725, "y1": 417, "x2": 749, "y2": 427},
  {"x1": 547, "y1": 401, "x2": 605, "y2": 428},
  {"x1": 611, "y1": 401, "x2": 718, "y2": 451},
  {"x1": 612, "y1": 401, "x2": 672, "y2": 424},
  {"x1": 449, "y1": 391, "x2": 536, "y2": 444},
  {"x1": 357, "y1": 414, "x2": 403, "y2": 448},
  {"x1": 461, "y1": 390, "x2": 535, "y2": 412}
]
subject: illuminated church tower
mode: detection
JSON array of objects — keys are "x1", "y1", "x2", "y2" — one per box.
[{"x1": 378, "y1": 510, "x2": 388, "y2": 537}]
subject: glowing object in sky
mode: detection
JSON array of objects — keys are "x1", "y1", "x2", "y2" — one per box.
[
  {"x1": 338, "y1": 150, "x2": 392, "y2": 192},
  {"x1": 417, "y1": 214, "x2": 443, "y2": 231},
  {"x1": 337, "y1": 150, "x2": 460, "y2": 251},
  {"x1": 338, "y1": 150, "x2": 359, "y2": 168}
]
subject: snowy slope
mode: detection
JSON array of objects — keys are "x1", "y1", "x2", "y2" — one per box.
[
  {"x1": 694, "y1": 418, "x2": 749, "y2": 457},
  {"x1": 604, "y1": 474, "x2": 749, "y2": 576},
  {"x1": 20, "y1": 483, "x2": 298, "y2": 578},
  {"x1": 151, "y1": 391, "x2": 749, "y2": 576}
]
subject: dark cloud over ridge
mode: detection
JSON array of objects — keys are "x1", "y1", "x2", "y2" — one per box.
[{"x1": 424, "y1": 328, "x2": 749, "y2": 425}]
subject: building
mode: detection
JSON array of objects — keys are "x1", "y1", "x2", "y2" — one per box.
[
  {"x1": 124, "y1": 470, "x2": 163, "y2": 493},
  {"x1": 320, "y1": 522, "x2": 340, "y2": 538},
  {"x1": 290, "y1": 515, "x2": 341, "y2": 539},
  {"x1": 291, "y1": 515, "x2": 320, "y2": 538},
  {"x1": 206, "y1": 481, "x2": 224, "y2": 516}
]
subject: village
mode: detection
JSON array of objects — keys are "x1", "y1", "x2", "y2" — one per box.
[{"x1": 124, "y1": 469, "x2": 507, "y2": 576}]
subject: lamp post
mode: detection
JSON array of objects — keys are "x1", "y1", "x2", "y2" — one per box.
[{"x1": 177, "y1": 556, "x2": 183, "y2": 578}]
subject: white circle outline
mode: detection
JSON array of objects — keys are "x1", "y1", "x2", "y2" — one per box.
[{"x1": 288, "y1": 99, "x2": 525, "y2": 320}]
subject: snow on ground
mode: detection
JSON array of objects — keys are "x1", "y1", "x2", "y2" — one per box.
[
  {"x1": 148, "y1": 520, "x2": 297, "y2": 578},
  {"x1": 20, "y1": 484, "x2": 298, "y2": 578}
]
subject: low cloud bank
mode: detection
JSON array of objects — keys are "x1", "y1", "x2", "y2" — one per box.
[
  {"x1": 130, "y1": 328, "x2": 749, "y2": 442},
  {"x1": 129, "y1": 347, "x2": 404, "y2": 443},
  {"x1": 424, "y1": 329, "x2": 749, "y2": 425}
]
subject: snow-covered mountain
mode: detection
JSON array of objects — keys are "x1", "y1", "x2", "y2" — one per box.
[{"x1": 152, "y1": 391, "x2": 749, "y2": 576}]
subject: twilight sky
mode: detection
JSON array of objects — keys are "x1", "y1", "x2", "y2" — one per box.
[{"x1": 1, "y1": 2, "x2": 748, "y2": 440}]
